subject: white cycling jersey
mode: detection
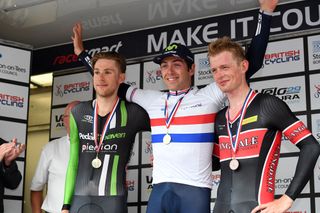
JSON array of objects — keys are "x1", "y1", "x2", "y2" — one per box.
[{"x1": 126, "y1": 84, "x2": 225, "y2": 188}]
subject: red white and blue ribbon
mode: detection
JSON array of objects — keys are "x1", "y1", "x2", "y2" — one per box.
[
  {"x1": 226, "y1": 89, "x2": 256, "y2": 153},
  {"x1": 93, "y1": 97, "x2": 119, "y2": 152},
  {"x1": 164, "y1": 88, "x2": 190, "y2": 131}
]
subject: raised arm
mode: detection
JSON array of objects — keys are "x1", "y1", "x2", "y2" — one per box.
[{"x1": 245, "y1": 0, "x2": 278, "y2": 79}]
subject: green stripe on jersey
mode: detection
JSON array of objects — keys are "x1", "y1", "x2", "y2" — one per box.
[
  {"x1": 120, "y1": 101, "x2": 127, "y2": 127},
  {"x1": 110, "y1": 155, "x2": 119, "y2": 195}
]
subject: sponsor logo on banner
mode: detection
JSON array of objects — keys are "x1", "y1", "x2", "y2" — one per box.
[
  {"x1": 195, "y1": 53, "x2": 213, "y2": 86},
  {"x1": 54, "y1": 81, "x2": 90, "y2": 97},
  {"x1": 312, "y1": 40, "x2": 320, "y2": 65},
  {"x1": 314, "y1": 84, "x2": 320, "y2": 99},
  {"x1": 275, "y1": 177, "x2": 293, "y2": 190},
  {"x1": 0, "y1": 45, "x2": 31, "y2": 83},
  {"x1": 258, "y1": 86, "x2": 301, "y2": 104},
  {"x1": 55, "y1": 113, "x2": 64, "y2": 128},
  {"x1": 316, "y1": 119, "x2": 320, "y2": 141},
  {"x1": 264, "y1": 50, "x2": 300, "y2": 66},
  {"x1": 126, "y1": 180, "x2": 135, "y2": 191},
  {"x1": 145, "y1": 175, "x2": 153, "y2": 191},
  {"x1": 211, "y1": 174, "x2": 220, "y2": 187},
  {"x1": 144, "y1": 140, "x2": 152, "y2": 154},
  {"x1": 52, "y1": 41, "x2": 123, "y2": 66},
  {"x1": 0, "y1": 93, "x2": 24, "y2": 108},
  {"x1": 145, "y1": 69, "x2": 162, "y2": 84},
  {"x1": 0, "y1": 62, "x2": 27, "y2": 77}
]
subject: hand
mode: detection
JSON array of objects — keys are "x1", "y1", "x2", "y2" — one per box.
[
  {"x1": 0, "y1": 142, "x2": 15, "y2": 162},
  {"x1": 71, "y1": 22, "x2": 84, "y2": 56},
  {"x1": 251, "y1": 194, "x2": 293, "y2": 213},
  {"x1": 4, "y1": 138, "x2": 26, "y2": 166},
  {"x1": 259, "y1": 0, "x2": 278, "y2": 13}
]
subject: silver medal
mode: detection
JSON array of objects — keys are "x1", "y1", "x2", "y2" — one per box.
[
  {"x1": 229, "y1": 158, "x2": 239, "y2": 170},
  {"x1": 163, "y1": 134, "x2": 171, "y2": 145},
  {"x1": 92, "y1": 157, "x2": 102, "y2": 169}
]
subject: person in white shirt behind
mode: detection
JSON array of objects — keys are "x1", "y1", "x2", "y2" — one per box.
[{"x1": 30, "y1": 101, "x2": 79, "y2": 213}]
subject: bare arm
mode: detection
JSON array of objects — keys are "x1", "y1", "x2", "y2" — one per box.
[
  {"x1": 71, "y1": 23, "x2": 84, "y2": 56},
  {"x1": 30, "y1": 190, "x2": 44, "y2": 213}
]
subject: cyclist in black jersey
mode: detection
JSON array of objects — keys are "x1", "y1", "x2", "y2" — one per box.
[
  {"x1": 208, "y1": 37, "x2": 320, "y2": 213},
  {"x1": 61, "y1": 52, "x2": 150, "y2": 213}
]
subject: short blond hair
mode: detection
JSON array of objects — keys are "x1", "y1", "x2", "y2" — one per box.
[{"x1": 208, "y1": 37, "x2": 246, "y2": 63}]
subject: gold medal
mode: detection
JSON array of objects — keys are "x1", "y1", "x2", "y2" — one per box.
[
  {"x1": 92, "y1": 157, "x2": 102, "y2": 169},
  {"x1": 163, "y1": 134, "x2": 171, "y2": 145},
  {"x1": 229, "y1": 158, "x2": 239, "y2": 170}
]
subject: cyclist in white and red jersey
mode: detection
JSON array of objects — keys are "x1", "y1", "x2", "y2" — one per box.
[{"x1": 73, "y1": 1, "x2": 278, "y2": 212}]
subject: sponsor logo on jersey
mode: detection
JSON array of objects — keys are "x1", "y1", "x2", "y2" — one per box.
[
  {"x1": 55, "y1": 81, "x2": 90, "y2": 97},
  {"x1": 219, "y1": 136, "x2": 259, "y2": 150},
  {"x1": 266, "y1": 145, "x2": 280, "y2": 193},
  {"x1": 0, "y1": 93, "x2": 24, "y2": 108},
  {"x1": 180, "y1": 103, "x2": 202, "y2": 110},
  {"x1": 126, "y1": 180, "x2": 135, "y2": 191},
  {"x1": 52, "y1": 41, "x2": 123, "y2": 66},
  {"x1": 145, "y1": 69, "x2": 162, "y2": 84},
  {"x1": 82, "y1": 115, "x2": 94, "y2": 123},
  {"x1": 257, "y1": 86, "x2": 301, "y2": 104},
  {"x1": 264, "y1": 50, "x2": 300, "y2": 65},
  {"x1": 79, "y1": 132, "x2": 126, "y2": 141},
  {"x1": 242, "y1": 115, "x2": 258, "y2": 126},
  {"x1": 81, "y1": 142, "x2": 118, "y2": 152}
]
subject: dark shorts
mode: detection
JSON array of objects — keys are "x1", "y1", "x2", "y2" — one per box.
[
  {"x1": 70, "y1": 195, "x2": 127, "y2": 213},
  {"x1": 147, "y1": 182, "x2": 211, "y2": 213}
]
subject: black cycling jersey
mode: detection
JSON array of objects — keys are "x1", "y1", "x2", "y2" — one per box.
[
  {"x1": 213, "y1": 93, "x2": 320, "y2": 213},
  {"x1": 63, "y1": 100, "x2": 150, "y2": 212}
]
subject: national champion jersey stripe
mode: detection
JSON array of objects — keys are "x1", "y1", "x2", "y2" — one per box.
[
  {"x1": 152, "y1": 133, "x2": 214, "y2": 143},
  {"x1": 150, "y1": 113, "x2": 216, "y2": 126}
]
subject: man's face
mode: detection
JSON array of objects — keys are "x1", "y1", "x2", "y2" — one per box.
[
  {"x1": 209, "y1": 51, "x2": 247, "y2": 93},
  {"x1": 160, "y1": 56, "x2": 194, "y2": 91},
  {"x1": 93, "y1": 58, "x2": 125, "y2": 98}
]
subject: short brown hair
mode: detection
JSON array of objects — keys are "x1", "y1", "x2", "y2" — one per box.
[
  {"x1": 208, "y1": 36, "x2": 246, "y2": 64},
  {"x1": 91, "y1": 52, "x2": 126, "y2": 73}
]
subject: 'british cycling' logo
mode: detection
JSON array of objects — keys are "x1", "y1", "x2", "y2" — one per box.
[
  {"x1": 126, "y1": 180, "x2": 135, "y2": 191},
  {"x1": 145, "y1": 69, "x2": 162, "y2": 84},
  {"x1": 263, "y1": 50, "x2": 300, "y2": 67},
  {"x1": 0, "y1": 93, "x2": 24, "y2": 108},
  {"x1": 314, "y1": 84, "x2": 320, "y2": 99},
  {"x1": 55, "y1": 81, "x2": 90, "y2": 97}
]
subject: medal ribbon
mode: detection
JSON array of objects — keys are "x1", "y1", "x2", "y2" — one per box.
[
  {"x1": 164, "y1": 88, "x2": 190, "y2": 130},
  {"x1": 93, "y1": 97, "x2": 120, "y2": 154},
  {"x1": 226, "y1": 89, "x2": 255, "y2": 154}
]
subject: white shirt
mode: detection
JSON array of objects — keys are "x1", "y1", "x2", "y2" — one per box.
[{"x1": 30, "y1": 136, "x2": 69, "y2": 213}]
